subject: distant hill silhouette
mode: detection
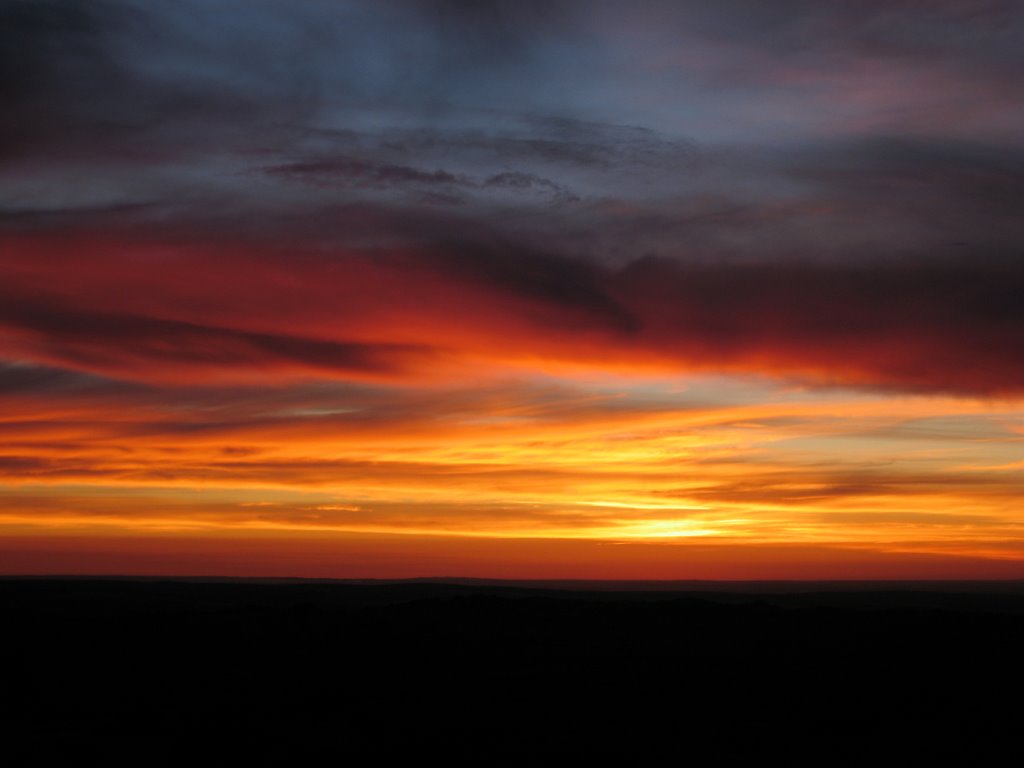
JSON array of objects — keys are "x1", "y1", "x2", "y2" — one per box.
[{"x1": 3, "y1": 577, "x2": 1022, "y2": 763}]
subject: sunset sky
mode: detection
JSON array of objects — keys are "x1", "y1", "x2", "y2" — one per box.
[{"x1": 3, "y1": 0, "x2": 1024, "y2": 579}]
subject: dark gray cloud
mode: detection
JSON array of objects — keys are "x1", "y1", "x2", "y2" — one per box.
[
  {"x1": 0, "y1": 0, "x2": 316, "y2": 164},
  {"x1": 0, "y1": 293, "x2": 437, "y2": 380},
  {"x1": 0, "y1": 360, "x2": 142, "y2": 397},
  {"x1": 264, "y1": 157, "x2": 464, "y2": 189}
]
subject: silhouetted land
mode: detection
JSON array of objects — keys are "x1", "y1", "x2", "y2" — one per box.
[{"x1": 3, "y1": 577, "x2": 1023, "y2": 764}]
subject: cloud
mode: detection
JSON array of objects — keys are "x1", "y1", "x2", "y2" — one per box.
[
  {"x1": 4, "y1": 0, "x2": 1021, "y2": 173},
  {"x1": 1, "y1": 367, "x2": 1022, "y2": 555},
  {"x1": 612, "y1": 256, "x2": 1024, "y2": 394},
  {"x1": 263, "y1": 156, "x2": 466, "y2": 190},
  {"x1": 0, "y1": 288, "x2": 438, "y2": 382},
  {"x1": 3, "y1": 0, "x2": 1024, "y2": 574},
  {"x1": 0, "y1": 0, "x2": 318, "y2": 166},
  {"x1": 2, "y1": 229, "x2": 1024, "y2": 393}
]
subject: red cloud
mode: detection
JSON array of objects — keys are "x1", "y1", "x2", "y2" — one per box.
[{"x1": 2, "y1": 232, "x2": 1023, "y2": 394}]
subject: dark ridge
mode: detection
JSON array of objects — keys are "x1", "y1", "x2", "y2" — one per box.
[
  {"x1": 8, "y1": 572, "x2": 1024, "y2": 590},
  {"x1": 5, "y1": 573, "x2": 1024, "y2": 609},
  {"x1": 2, "y1": 577, "x2": 1023, "y2": 762}
]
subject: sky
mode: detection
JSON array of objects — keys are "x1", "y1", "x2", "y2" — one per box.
[{"x1": 2, "y1": 0, "x2": 1024, "y2": 580}]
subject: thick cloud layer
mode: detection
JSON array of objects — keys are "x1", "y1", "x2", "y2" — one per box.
[
  {"x1": 2, "y1": 3, "x2": 1022, "y2": 399},
  {"x1": 2, "y1": 231, "x2": 1024, "y2": 393}
]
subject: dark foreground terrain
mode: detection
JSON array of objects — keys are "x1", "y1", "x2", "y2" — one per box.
[{"x1": 3, "y1": 577, "x2": 1023, "y2": 764}]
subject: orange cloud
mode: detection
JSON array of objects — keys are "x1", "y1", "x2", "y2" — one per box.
[{"x1": 1, "y1": 362, "x2": 1022, "y2": 574}]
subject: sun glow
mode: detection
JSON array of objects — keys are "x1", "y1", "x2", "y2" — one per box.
[{"x1": 2, "y1": 371, "x2": 1022, "y2": 573}]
